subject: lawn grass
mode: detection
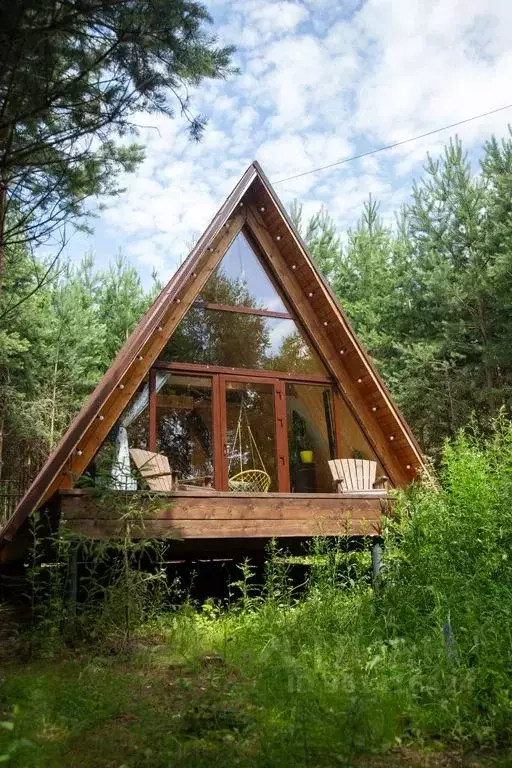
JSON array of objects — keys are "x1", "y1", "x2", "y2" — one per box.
[
  {"x1": 1, "y1": 618, "x2": 511, "y2": 768},
  {"x1": 0, "y1": 641, "x2": 258, "y2": 767},
  {"x1": 0, "y1": 636, "x2": 510, "y2": 768}
]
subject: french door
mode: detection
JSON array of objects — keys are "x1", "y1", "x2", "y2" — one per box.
[
  {"x1": 217, "y1": 375, "x2": 289, "y2": 492},
  {"x1": 150, "y1": 365, "x2": 339, "y2": 493}
]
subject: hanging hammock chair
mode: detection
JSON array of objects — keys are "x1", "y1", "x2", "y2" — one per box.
[{"x1": 228, "y1": 399, "x2": 271, "y2": 493}]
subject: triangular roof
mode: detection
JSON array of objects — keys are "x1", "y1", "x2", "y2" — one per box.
[{"x1": 0, "y1": 162, "x2": 426, "y2": 549}]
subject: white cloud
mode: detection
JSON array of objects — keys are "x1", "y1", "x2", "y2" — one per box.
[
  {"x1": 248, "y1": 1, "x2": 309, "y2": 37},
  {"x1": 70, "y1": 0, "x2": 512, "y2": 283}
]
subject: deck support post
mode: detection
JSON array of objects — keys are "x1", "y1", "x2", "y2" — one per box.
[
  {"x1": 67, "y1": 542, "x2": 79, "y2": 616},
  {"x1": 371, "y1": 539, "x2": 383, "y2": 589}
]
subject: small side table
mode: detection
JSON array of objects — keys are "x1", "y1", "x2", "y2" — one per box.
[{"x1": 294, "y1": 462, "x2": 317, "y2": 493}]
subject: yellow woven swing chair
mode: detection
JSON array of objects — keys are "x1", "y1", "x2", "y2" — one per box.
[{"x1": 228, "y1": 399, "x2": 271, "y2": 493}]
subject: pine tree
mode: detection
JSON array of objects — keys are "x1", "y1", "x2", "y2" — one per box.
[
  {"x1": 96, "y1": 252, "x2": 150, "y2": 365},
  {"x1": 0, "y1": 0, "x2": 236, "y2": 287},
  {"x1": 43, "y1": 259, "x2": 108, "y2": 446},
  {"x1": 0, "y1": 240, "x2": 55, "y2": 486},
  {"x1": 404, "y1": 138, "x2": 499, "y2": 442}
]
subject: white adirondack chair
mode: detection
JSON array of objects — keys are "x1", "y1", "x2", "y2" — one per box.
[
  {"x1": 129, "y1": 449, "x2": 177, "y2": 491},
  {"x1": 129, "y1": 449, "x2": 216, "y2": 493},
  {"x1": 328, "y1": 459, "x2": 389, "y2": 495}
]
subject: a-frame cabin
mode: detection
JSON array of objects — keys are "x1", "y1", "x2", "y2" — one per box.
[{"x1": 0, "y1": 163, "x2": 426, "y2": 561}]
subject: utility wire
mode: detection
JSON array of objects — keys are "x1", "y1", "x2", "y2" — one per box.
[{"x1": 272, "y1": 103, "x2": 512, "y2": 185}]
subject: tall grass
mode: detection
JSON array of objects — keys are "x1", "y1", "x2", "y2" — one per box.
[
  {"x1": 3, "y1": 419, "x2": 512, "y2": 766},
  {"x1": 166, "y1": 418, "x2": 512, "y2": 763}
]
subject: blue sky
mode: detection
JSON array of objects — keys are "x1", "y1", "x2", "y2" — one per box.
[{"x1": 65, "y1": 0, "x2": 512, "y2": 286}]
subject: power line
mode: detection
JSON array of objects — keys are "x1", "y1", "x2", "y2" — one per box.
[{"x1": 272, "y1": 103, "x2": 512, "y2": 185}]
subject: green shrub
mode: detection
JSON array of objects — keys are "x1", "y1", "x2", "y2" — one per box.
[
  {"x1": 194, "y1": 417, "x2": 512, "y2": 761},
  {"x1": 380, "y1": 414, "x2": 512, "y2": 743}
]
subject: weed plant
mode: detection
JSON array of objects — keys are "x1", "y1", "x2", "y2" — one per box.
[{"x1": 25, "y1": 485, "x2": 172, "y2": 655}]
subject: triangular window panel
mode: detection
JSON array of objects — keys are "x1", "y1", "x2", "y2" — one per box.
[
  {"x1": 199, "y1": 232, "x2": 288, "y2": 313},
  {"x1": 80, "y1": 376, "x2": 151, "y2": 490},
  {"x1": 159, "y1": 231, "x2": 327, "y2": 374}
]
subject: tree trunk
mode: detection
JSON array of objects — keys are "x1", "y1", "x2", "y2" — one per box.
[
  {"x1": 475, "y1": 294, "x2": 498, "y2": 414},
  {"x1": 49, "y1": 352, "x2": 60, "y2": 450},
  {"x1": 0, "y1": 178, "x2": 6, "y2": 296},
  {"x1": 444, "y1": 363, "x2": 456, "y2": 436},
  {"x1": 0, "y1": 412, "x2": 4, "y2": 485}
]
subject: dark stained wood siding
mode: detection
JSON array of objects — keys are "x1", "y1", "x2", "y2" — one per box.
[{"x1": 61, "y1": 489, "x2": 389, "y2": 539}]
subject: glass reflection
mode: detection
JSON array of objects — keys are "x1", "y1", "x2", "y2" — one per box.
[
  {"x1": 286, "y1": 383, "x2": 336, "y2": 493},
  {"x1": 160, "y1": 308, "x2": 326, "y2": 374},
  {"x1": 200, "y1": 232, "x2": 288, "y2": 313}
]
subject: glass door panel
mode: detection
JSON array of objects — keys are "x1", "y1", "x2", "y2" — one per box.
[
  {"x1": 286, "y1": 383, "x2": 336, "y2": 493},
  {"x1": 224, "y1": 380, "x2": 278, "y2": 492},
  {"x1": 156, "y1": 374, "x2": 214, "y2": 486}
]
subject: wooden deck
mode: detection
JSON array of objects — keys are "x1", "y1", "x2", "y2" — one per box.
[{"x1": 60, "y1": 489, "x2": 391, "y2": 540}]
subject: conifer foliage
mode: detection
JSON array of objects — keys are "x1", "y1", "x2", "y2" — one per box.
[
  {"x1": 300, "y1": 133, "x2": 512, "y2": 457},
  {"x1": 0, "y1": 0, "x2": 235, "y2": 285}
]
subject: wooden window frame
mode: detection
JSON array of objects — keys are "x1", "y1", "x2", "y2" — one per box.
[
  {"x1": 153, "y1": 360, "x2": 332, "y2": 385},
  {"x1": 194, "y1": 301, "x2": 292, "y2": 320},
  {"x1": 150, "y1": 364, "x2": 340, "y2": 494},
  {"x1": 149, "y1": 369, "x2": 156, "y2": 452}
]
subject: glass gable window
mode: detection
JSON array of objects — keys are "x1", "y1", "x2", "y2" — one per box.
[
  {"x1": 80, "y1": 228, "x2": 390, "y2": 497},
  {"x1": 159, "y1": 308, "x2": 326, "y2": 374},
  {"x1": 159, "y1": 229, "x2": 328, "y2": 375},
  {"x1": 199, "y1": 232, "x2": 288, "y2": 313}
]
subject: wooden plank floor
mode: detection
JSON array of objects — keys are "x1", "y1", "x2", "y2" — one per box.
[{"x1": 60, "y1": 489, "x2": 391, "y2": 540}]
